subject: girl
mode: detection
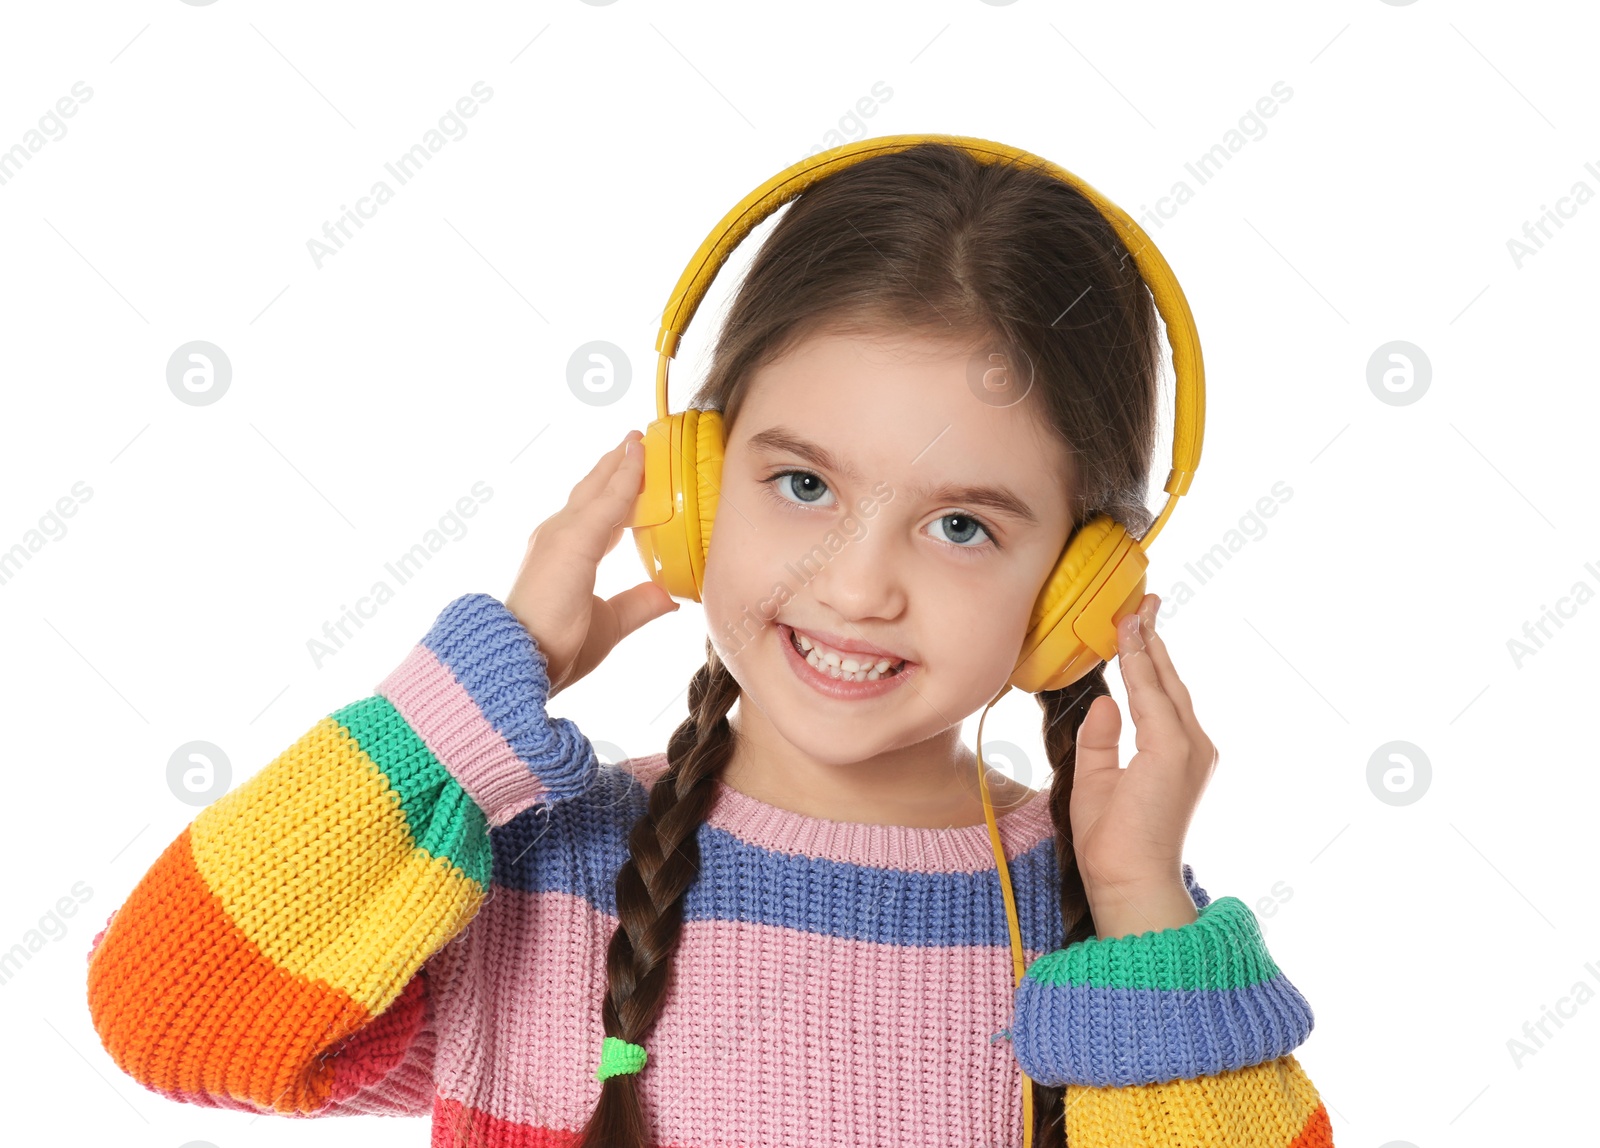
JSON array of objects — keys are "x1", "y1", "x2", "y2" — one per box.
[{"x1": 86, "y1": 142, "x2": 1332, "y2": 1147}]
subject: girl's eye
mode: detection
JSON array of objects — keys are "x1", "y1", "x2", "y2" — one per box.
[
  {"x1": 767, "y1": 469, "x2": 833, "y2": 507},
  {"x1": 761, "y1": 469, "x2": 998, "y2": 554},
  {"x1": 927, "y1": 512, "x2": 992, "y2": 550}
]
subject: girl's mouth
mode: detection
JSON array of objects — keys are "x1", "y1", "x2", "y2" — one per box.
[{"x1": 778, "y1": 623, "x2": 915, "y2": 700}]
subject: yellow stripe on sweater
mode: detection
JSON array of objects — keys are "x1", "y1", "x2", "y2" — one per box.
[
  {"x1": 189, "y1": 714, "x2": 485, "y2": 1011},
  {"x1": 1064, "y1": 1054, "x2": 1326, "y2": 1147}
]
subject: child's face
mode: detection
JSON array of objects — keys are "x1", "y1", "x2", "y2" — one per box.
[{"x1": 701, "y1": 325, "x2": 1076, "y2": 768}]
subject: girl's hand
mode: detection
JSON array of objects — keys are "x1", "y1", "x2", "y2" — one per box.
[
  {"x1": 1070, "y1": 593, "x2": 1218, "y2": 937},
  {"x1": 505, "y1": 429, "x2": 680, "y2": 699}
]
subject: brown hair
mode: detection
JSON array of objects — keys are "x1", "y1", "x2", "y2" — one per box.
[{"x1": 576, "y1": 141, "x2": 1164, "y2": 1147}]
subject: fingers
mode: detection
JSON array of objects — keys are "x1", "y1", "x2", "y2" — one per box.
[
  {"x1": 603, "y1": 431, "x2": 649, "y2": 525},
  {"x1": 1115, "y1": 603, "x2": 1182, "y2": 740},
  {"x1": 606, "y1": 581, "x2": 681, "y2": 640},
  {"x1": 567, "y1": 430, "x2": 645, "y2": 514},
  {"x1": 552, "y1": 431, "x2": 647, "y2": 562},
  {"x1": 1073, "y1": 694, "x2": 1123, "y2": 781},
  {"x1": 1119, "y1": 595, "x2": 1217, "y2": 786},
  {"x1": 1131, "y1": 595, "x2": 1203, "y2": 735}
]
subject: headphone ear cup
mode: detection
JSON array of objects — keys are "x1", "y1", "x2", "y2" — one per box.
[
  {"x1": 683, "y1": 408, "x2": 724, "y2": 598},
  {"x1": 1008, "y1": 516, "x2": 1148, "y2": 693},
  {"x1": 630, "y1": 412, "x2": 698, "y2": 602}
]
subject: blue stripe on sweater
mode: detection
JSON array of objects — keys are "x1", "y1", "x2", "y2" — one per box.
[
  {"x1": 489, "y1": 761, "x2": 1073, "y2": 950},
  {"x1": 1011, "y1": 955, "x2": 1316, "y2": 1087},
  {"x1": 419, "y1": 592, "x2": 596, "y2": 803}
]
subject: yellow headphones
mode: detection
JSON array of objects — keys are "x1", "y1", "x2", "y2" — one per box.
[{"x1": 624, "y1": 133, "x2": 1205, "y2": 1144}]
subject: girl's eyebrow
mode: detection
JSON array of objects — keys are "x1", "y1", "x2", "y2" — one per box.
[{"x1": 743, "y1": 425, "x2": 1039, "y2": 525}]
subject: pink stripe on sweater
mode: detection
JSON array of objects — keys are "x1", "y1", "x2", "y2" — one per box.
[
  {"x1": 428, "y1": 883, "x2": 1044, "y2": 1146},
  {"x1": 624, "y1": 752, "x2": 1056, "y2": 872},
  {"x1": 376, "y1": 643, "x2": 545, "y2": 828}
]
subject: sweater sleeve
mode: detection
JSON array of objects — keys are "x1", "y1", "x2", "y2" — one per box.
[
  {"x1": 1009, "y1": 865, "x2": 1333, "y2": 1146},
  {"x1": 85, "y1": 592, "x2": 596, "y2": 1118}
]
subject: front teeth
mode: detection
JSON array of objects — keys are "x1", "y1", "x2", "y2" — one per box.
[{"x1": 791, "y1": 628, "x2": 902, "y2": 682}]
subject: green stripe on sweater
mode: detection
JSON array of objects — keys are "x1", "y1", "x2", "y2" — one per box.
[
  {"x1": 1023, "y1": 897, "x2": 1283, "y2": 992},
  {"x1": 332, "y1": 695, "x2": 494, "y2": 890}
]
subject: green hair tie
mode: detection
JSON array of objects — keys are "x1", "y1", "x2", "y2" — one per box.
[{"x1": 595, "y1": 1035, "x2": 648, "y2": 1082}]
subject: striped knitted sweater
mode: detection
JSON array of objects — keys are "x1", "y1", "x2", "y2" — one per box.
[{"x1": 86, "y1": 592, "x2": 1334, "y2": 1147}]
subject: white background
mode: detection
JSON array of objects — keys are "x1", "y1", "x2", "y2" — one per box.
[{"x1": 1, "y1": 2, "x2": 1595, "y2": 1145}]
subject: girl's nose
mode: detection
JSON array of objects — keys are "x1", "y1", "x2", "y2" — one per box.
[{"x1": 805, "y1": 525, "x2": 909, "y2": 620}]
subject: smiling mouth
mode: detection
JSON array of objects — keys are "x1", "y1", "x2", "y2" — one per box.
[{"x1": 786, "y1": 625, "x2": 907, "y2": 681}]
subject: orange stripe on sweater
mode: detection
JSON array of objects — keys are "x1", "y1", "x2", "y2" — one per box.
[
  {"x1": 86, "y1": 825, "x2": 374, "y2": 1114},
  {"x1": 1290, "y1": 1101, "x2": 1334, "y2": 1147}
]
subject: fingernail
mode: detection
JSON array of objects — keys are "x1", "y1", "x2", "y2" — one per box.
[
  {"x1": 625, "y1": 438, "x2": 636, "y2": 459},
  {"x1": 1122, "y1": 613, "x2": 1144, "y2": 651}
]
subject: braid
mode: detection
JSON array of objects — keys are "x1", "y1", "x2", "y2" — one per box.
[
  {"x1": 575, "y1": 638, "x2": 742, "y2": 1148},
  {"x1": 1025, "y1": 662, "x2": 1113, "y2": 1148}
]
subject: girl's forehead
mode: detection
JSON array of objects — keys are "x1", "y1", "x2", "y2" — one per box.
[
  {"x1": 742, "y1": 332, "x2": 995, "y2": 419},
  {"x1": 731, "y1": 329, "x2": 1064, "y2": 476}
]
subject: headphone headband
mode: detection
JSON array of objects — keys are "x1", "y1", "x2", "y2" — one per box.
[{"x1": 650, "y1": 132, "x2": 1206, "y2": 546}]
